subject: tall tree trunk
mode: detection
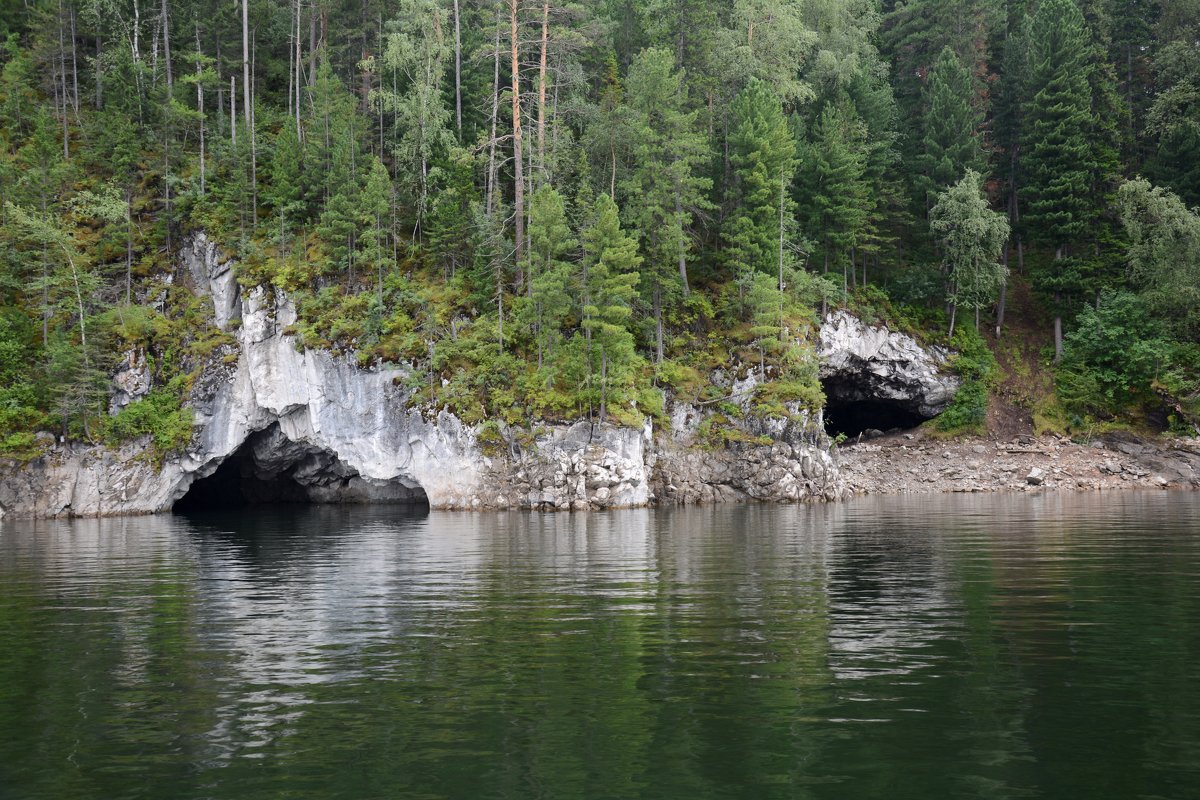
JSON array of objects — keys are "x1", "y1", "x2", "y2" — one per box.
[
  {"x1": 654, "y1": 285, "x2": 664, "y2": 364},
  {"x1": 1053, "y1": 247, "x2": 1064, "y2": 362},
  {"x1": 57, "y1": 0, "x2": 68, "y2": 156},
  {"x1": 485, "y1": 18, "x2": 500, "y2": 218},
  {"x1": 295, "y1": 0, "x2": 302, "y2": 134},
  {"x1": 287, "y1": 0, "x2": 295, "y2": 119},
  {"x1": 679, "y1": 191, "x2": 690, "y2": 294},
  {"x1": 68, "y1": 4, "x2": 78, "y2": 113},
  {"x1": 453, "y1": 0, "x2": 462, "y2": 135},
  {"x1": 230, "y1": 74, "x2": 236, "y2": 145},
  {"x1": 241, "y1": 0, "x2": 251, "y2": 144},
  {"x1": 195, "y1": 22, "x2": 205, "y2": 195},
  {"x1": 132, "y1": 0, "x2": 143, "y2": 124},
  {"x1": 160, "y1": 0, "x2": 172, "y2": 92},
  {"x1": 250, "y1": 31, "x2": 257, "y2": 220},
  {"x1": 125, "y1": 189, "x2": 134, "y2": 304},
  {"x1": 94, "y1": 34, "x2": 102, "y2": 109},
  {"x1": 995, "y1": 245, "x2": 1008, "y2": 337},
  {"x1": 776, "y1": 171, "x2": 785, "y2": 293},
  {"x1": 510, "y1": 0, "x2": 524, "y2": 267},
  {"x1": 536, "y1": 1, "x2": 548, "y2": 179}
]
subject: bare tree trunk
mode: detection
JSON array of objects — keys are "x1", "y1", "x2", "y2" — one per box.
[
  {"x1": 1053, "y1": 247, "x2": 1064, "y2": 362},
  {"x1": 536, "y1": 1, "x2": 548, "y2": 178},
  {"x1": 195, "y1": 22, "x2": 205, "y2": 195},
  {"x1": 69, "y1": 4, "x2": 79, "y2": 113},
  {"x1": 776, "y1": 171, "x2": 785, "y2": 293},
  {"x1": 132, "y1": 0, "x2": 144, "y2": 124},
  {"x1": 510, "y1": 0, "x2": 524, "y2": 266},
  {"x1": 948, "y1": 302, "x2": 957, "y2": 338},
  {"x1": 654, "y1": 285, "x2": 664, "y2": 364},
  {"x1": 160, "y1": 0, "x2": 172, "y2": 92},
  {"x1": 600, "y1": 349, "x2": 607, "y2": 422},
  {"x1": 230, "y1": 74, "x2": 236, "y2": 145},
  {"x1": 125, "y1": 189, "x2": 133, "y2": 303},
  {"x1": 250, "y1": 31, "x2": 257, "y2": 220},
  {"x1": 453, "y1": 0, "x2": 462, "y2": 135},
  {"x1": 485, "y1": 19, "x2": 500, "y2": 218},
  {"x1": 57, "y1": 0, "x2": 69, "y2": 157},
  {"x1": 296, "y1": 1, "x2": 303, "y2": 133},
  {"x1": 288, "y1": 0, "x2": 295, "y2": 119},
  {"x1": 241, "y1": 0, "x2": 251, "y2": 147},
  {"x1": 679, "y1": 192, "x2": 690, "y2": 294},
  {"x1": 94, "y1": 34, "x2": 102, "y2": 109},
  {"x1": 995, "y1": 245, "x2": 1008, "y2": 338}
]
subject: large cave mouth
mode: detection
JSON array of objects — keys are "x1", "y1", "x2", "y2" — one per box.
[
  {"x1": 173, "y1": 426, "x2": 428, "y2": 513},
  {"x1": 822, "y1": 398, "x2": 927, "y2": 438},
  {"x1": 821, "y1": 378, "x2": 930, "y2": 439}
]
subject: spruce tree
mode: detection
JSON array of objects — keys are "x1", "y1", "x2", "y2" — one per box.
[
  {"x1": 1021, "y1": 0, "x2": 1096, "y2": 359},
  {"x1": 919, "y1": 46, "x2": 986, "y2": 204},
  {"x1": 620, "y1": 47, "x2": 711, "y2": 362},
  {"x1": 520, "y1": 186, "x2": 576, "y2": 371},
  {"x1": 359, "y1": 157, "x2": 394, "y2": 303},
  {"x1": 796, "y1": 98, "x2": 870, "y2": 302},
  {"x1": 581, "y1": 194, "x2": 642, "y2": 421},
  {"x1": 725, "y1": 78, "x2": 794, "y2": 302}
]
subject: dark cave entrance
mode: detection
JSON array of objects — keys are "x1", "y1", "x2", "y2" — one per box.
[
  {"x1": 822, "y1": 398, "x2": 927, "y2": 438},
  {"x1": 821, "y1": 376, "x2": 930, "y2": 439},
  {"x1": 173, "y1": 426, "x2": 429, "y2": 513}
]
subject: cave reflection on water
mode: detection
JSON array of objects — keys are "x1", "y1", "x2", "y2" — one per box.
[{"x1": 2, "y1": 493, "x2": 1199, "y2": 799}]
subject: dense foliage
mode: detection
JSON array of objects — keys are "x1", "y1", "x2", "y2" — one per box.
[{"x1": 3, "y1": 0, "x2": 1200, "y2": 452}]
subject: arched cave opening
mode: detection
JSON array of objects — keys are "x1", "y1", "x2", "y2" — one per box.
[
  {"x1": 821, "y1": 376, "x2": 931, "y2": 439},
  {"x1": 822, "y1": 398, "x2": 928, "y2": 439},
  {"x1": 173, "y1": 425, "x2": 428, "y2": 513}
]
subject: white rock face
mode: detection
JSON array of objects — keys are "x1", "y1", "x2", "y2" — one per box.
[
  {"x1": 818, "y1": 310, "x2": 959, "y2": 418},
  {"x1": 0, "y1": 237, "x2": 847, "y2": 519}
]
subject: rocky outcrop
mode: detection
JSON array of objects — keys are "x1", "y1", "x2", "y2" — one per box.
[
  {"x1": 0, "y1": 234, "x2": 847, "y2": 518},
  {"x1": 819, "y1": 310, "x2": 959, "y2": 419}
]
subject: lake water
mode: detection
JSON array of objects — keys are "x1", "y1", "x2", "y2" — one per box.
[{"x1": 1, "y1": 492, "x2": 1198, "y2": 799}]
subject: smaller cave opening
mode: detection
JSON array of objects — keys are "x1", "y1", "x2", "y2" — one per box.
[
  {"x1": 823, "y1": 399, "x2": 927, "y2": 438},
  {"x1": 173, "y1": 426, "x2": 429, "y2": 513}
]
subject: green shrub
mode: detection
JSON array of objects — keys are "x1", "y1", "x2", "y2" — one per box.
[
  {"x1": 936, "y1": 326, "x2": 998, "y2": 433},
  {"x1": 104, "y1": 387, "x2": 194, "y2": 456},
  {"x1": 1057, "y1": 290, "x2": 1172, "y2": 417}
]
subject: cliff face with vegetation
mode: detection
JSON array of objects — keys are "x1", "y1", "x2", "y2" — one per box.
[
  {"x1": 4, "y1": 0, "x2": 1200, "y2": 513},
  {"x1": 0, "y1": 235, "x2": 855, "y2": 517}
]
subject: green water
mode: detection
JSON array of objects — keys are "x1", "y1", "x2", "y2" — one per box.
[{"x1": 1, "y1": 492, "x2": 1198, "y2": 799}]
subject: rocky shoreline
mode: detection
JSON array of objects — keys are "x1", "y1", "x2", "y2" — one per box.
[{"x1": 837, "y1": 429, "x2": 1200, "y2": 496}]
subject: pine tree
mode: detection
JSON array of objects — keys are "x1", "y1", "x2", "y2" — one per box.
[{"x1": 1021, "y1": 0, "x2": 1097, "y2": 359}]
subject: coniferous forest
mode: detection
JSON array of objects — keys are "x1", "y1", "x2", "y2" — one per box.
[{"x1": 2, "y1": 0, "x2": 1200, "y2": 454}]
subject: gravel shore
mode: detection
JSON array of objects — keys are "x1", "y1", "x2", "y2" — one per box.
[{"x1": 837, "y1": 430, "x2": 1200, "y2": 496}]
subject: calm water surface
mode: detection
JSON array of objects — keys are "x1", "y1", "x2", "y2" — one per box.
[{"x1": 1, "y1": 492, "x2": 1199, "y2": 799}]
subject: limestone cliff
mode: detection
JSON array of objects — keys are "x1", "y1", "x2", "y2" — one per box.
[{"x1": 0, "y1": 235, "x2": 866, "y2": 518}]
